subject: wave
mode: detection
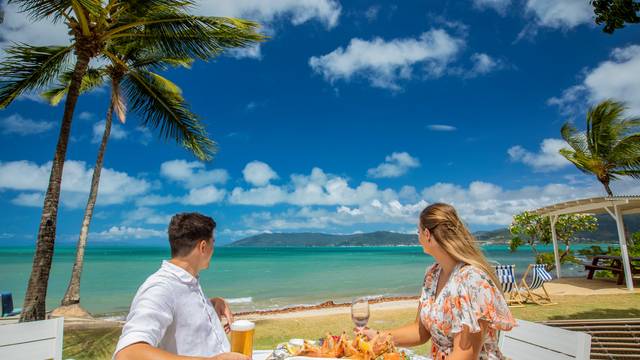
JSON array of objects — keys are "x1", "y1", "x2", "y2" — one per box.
[{"x1": 227, "y1": 297, "x2": 253, "y2": 304}]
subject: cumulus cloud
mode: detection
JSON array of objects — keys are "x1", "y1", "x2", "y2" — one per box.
[
  {"x1": 472, "y1": 0, "x2": 511, "y2": 15},
  {"x1": 11, "y1": 192, "x2": 44, "y2": 207},
  {"x1": 92, "y1": 119, "x2": 128, "y2": 143},
  {"x1": 0, "y1": 114, "x2": 55, "y2": 135},
  {"x1": 160, "y1": 159, "x2": 229, "y2": 189},
  {"x1": 243, "y1": 161, "x2": 279, "y2": 186},
  {"x1": 549, "y1": 45, "x2": 640, "y2": 115},
  {"x1": 467, "y1": 53, "x2": 501, "y2": 77},
  {"x1": 123, "y1": 207, "x2": 172, "y2": 226},
  {"x1": 524, "y1": 0, "x2": 593, "y2": 29},
  {"x1": 92, "y1": 226, "x2": 165, "y2": 241},
  {"x1": 427, "y1": 124, "x2": 457, "y2": 132},
  {"x1": 309, "y1": 29, "x2": 464, "y2": 90},
  {"x1": 0, "y1": 160, "x2": 150, "y2": 208},
  {"x1": 367, "y1": 152, "x2": 420, "y2": 178},
  {"x1": 182, "y1": 186, "x2": 226, "y2": 205},
  {"x1": 364, "y1": 5, "x2": 381, "y2": 22},
  {"x1": 0, "y1": 1, "x2": 71, "y2": 58},
  {"x1": 192, "y1": 0, "x2": 341, "y2": 29},
  {"x1": 508, "y1": 138, "x2": 570, "y2": 172}
]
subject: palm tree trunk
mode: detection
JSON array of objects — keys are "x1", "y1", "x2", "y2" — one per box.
[
  {"x1": 602, "y1": 181, "x2": 614, "y2": 197},
  {"x1": 60, "y1": 97, "x2": 115, "y2": 307},
  {"x1": 20, "y1": 52, "x2": 91, "y2": 322}
]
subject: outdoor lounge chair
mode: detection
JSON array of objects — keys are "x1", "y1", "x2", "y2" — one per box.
[
  {"x1": 0, "y1": 317, "x2": 64, "y2": 360},
  {"x1": 499, "y1": 319, "x2": 591, "y2": 360},
  {"x1": 494, "y1": 265, "x2": 525, "y2": 307},
  {"x1": 1, "y1": 292, "x2": 21, "y2": 317},
  {"x1": 520, "y1": 264, "x2": 556, "y2": 305}
]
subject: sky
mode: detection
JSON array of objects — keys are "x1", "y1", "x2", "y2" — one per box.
[{"x1": 1, "y1": 0, "x2": 640, "y2": 246}]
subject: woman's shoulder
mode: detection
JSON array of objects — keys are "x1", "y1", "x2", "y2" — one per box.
[{"x1": 453, "y1": 264, "x2": 496, "y2": 289}]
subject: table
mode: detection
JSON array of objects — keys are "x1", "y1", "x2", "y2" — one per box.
[
  {"x1": 253, "y1": 350, "x2": 273, "y2": 360},
  {"x1": 583, "y1": 255, "x2": 640, "y2": 285}
]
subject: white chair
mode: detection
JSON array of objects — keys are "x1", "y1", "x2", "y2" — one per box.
[
  {"x1": 0, "y1": 317, "x2": 64, "y2": 360},
  {"x1": 499, "y1": 319, "x2": 591, "y2": 360}
]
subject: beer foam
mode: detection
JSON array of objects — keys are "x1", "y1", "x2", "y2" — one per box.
[{"x1": 231, "y1": 320, "x2": 255, "y2": 331}]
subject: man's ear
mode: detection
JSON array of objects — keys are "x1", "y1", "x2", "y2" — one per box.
[{"x1": 199, "y1": 239, "x2": 207, "y2": 253}]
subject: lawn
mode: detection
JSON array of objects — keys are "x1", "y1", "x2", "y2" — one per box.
[{"x1": 63, "y1": 294, "x2": 640, "y2": 360}]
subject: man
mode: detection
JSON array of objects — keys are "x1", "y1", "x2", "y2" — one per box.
[{"x1": 114, "y1": 213, "x2": 248, "y2": 360}]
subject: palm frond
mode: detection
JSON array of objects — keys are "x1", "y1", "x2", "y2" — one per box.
[
  {"x1": 610, "y1": 134, "x2": 640, "y2": 165},
  {"x1": 560, "y1": 122, "x2": 589, "y2": 154},
  {"x1": 122, "y1": 69, "x2": 215, "y2": 160},
  {"x1": 7, "y1": 0, "x2": 72, "y2": 22},
  {"x1": 41, "y1": 67, "x2": 106, "y2": 105},
  {"x1": 0, "y1": 44, "x2": 73, "y2": 108}
]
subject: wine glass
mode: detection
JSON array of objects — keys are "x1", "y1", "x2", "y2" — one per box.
[{"x1": 351, "y1": 297, "x2": 370, "y2": 331}]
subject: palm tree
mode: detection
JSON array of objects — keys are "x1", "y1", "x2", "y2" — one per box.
[
  {"x1": 0, "y1": 0, "x2": 263, "y2": 321},
  {"x1": 560, "y1": 100, "x2": 640, "y2": 196},
  {"x1": 42, "y1": 45, "x2": 213, "y2": 313}
]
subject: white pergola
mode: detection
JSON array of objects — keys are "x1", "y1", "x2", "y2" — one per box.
[{"x1": 532, "y1": 195, "x2": 640, "y2": 291}]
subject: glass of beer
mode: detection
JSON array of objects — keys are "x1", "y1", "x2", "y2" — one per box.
[{"x1": 231, "y1": 320, "x2": 255, "y2": 358}]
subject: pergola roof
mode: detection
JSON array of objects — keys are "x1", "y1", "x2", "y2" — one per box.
[{"x1": 532, "y1": 195, "x2": 640, "y2": 217}]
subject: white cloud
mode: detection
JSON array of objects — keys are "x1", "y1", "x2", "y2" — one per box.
[
  {"x1": 0, "y1": 160, "x2": 150, "y2": 208},
  {"x1": 227, "y1": 45, "x2": 262, "y2": 60},
  {"x1": 78, "y1": 112, "x2": 95, "y2": 121},
  {"x1": 0, "y1": 114, "x2": 55, "y2": 135},
  {"x1": 92, "y1": 119, "x2": 128, "y2": 143},
  {"x1": 123, "y1": 207, "x2": 172, "y2": 225},
  {"x1": 230, "y1": 184, "x2": 288, "y2": 206},
  {"x1": 467, "y1": 53, "x2": 501, "y2": 77},
  {"x1": 92, "y1": 226, "x2": 165, "y2": 240},
  {"x1": 182, "y1": 186, "x2": 226, "y2": 205},
  {"x1": 160, "y1": 159, "x2": 229, "y2": 189},
  {"x1": 427, "y1": 124, "x2": 457, "y2": 132},
  {"x1": 524, "y1": 0, "x2": 593, "y2": 29},
  {"x1": 367, "y1": 152, "x2": 420, "y2": 178},
  {"x1": 11, "y1": 192, "x2": 44, "y2": 207},
  {"x1": 243, "y1": 161, "x2": 278, "y2": 186},
  {"x1": 508, "y1": 138, "x2": 570, "y2": 172},
  {"x1": 549, "y1": 45, "x2": 640, "y2": 115},
  {"x1": 309, "y1": 29, "x2": 464, "y2": 90},
  {"x1": 193, "y1": 0, "x2": 341, "y2": 29},
  {"x1": 0, "y1": 1, "x2": 71, "y2": 58},
  {"x1": 135, "y1": 194, "x2": 179, "y2": 207},
  {"x1": 473, "y1": 0, "x2": 511, "y2": 15}
]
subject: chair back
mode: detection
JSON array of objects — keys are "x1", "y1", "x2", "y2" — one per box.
[
  {"x1": 499, "y1": 319, "x2": 591, "y2": 360},
  {"x1": 530, "y1": 264, "x2": 553, "y2": 290},
  {"x1": 494, "y1": 265, "x2": 517, "y2": 293},
  {"x1": 1, "y1": 292, "x2": 13, "y2": 317},
  {"x1": 0, "y1": 317, "x2": 64, "y2": 360}
]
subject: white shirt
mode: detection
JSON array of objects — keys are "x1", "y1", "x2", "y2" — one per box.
[{"x1": 114, "y1": 260, "x2": 230, "y2": 357}]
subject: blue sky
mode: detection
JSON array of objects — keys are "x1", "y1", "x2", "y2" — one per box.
[{"x1": 1, "y1": 0, "x2": 640, "y2": 246}]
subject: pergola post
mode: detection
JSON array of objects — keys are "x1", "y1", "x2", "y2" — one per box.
[
  {"x1": 613, "y1": 205, "x2": 634, "y2": 291},
  {"x1": 550, "y1": 215, "x2": 561, "y2": 278}
]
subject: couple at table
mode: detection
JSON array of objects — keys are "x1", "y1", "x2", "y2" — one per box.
[{"x1": 113, "y1": 204, "x2": 515, "y2": 360}]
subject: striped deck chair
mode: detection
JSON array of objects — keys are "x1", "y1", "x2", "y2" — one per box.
[
  {"x1": 520, "y1": 264, "x2": 556, "y2": 305},
  {"x1": 494, "y1": 265, "x2": 525, "y2": 307}
]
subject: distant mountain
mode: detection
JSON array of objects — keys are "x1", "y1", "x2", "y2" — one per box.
[
  {"x1": 227, "y1": 214, "x2": 640, "y2": 247},
  {"x1": 227, "y1": 231, "x2": 418, "y2": 247}
]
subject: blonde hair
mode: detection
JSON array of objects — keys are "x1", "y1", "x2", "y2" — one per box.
[{"x1": 419, "y1": 203, "x2": 501, "y2": 289}]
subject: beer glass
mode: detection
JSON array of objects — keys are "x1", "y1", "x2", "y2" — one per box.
[
  {"x1": 351, "y1": 297, "x2": 370, "y2": 331},
  {"x1": 231, "y1": 320, "x2": 255, "y2": 358}
]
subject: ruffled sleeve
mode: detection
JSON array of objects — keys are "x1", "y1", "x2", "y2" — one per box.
[
  {"x1": 419, "y1": 264, "x2": 438, "y2": 305},
  {"x1": 445, "y1": 265, "x2": 516, "y2": 335}
]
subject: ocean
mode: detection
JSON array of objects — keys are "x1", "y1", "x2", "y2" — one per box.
[{"x1": 0, "y1": 244, "x2": 601, "y2": 317}]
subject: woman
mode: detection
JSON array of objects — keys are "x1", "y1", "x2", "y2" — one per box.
[{"x1": 361, "y1": 203, "x2": 515, "y2": 360}]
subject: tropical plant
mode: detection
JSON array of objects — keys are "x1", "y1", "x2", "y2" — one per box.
[
  {"x1": 559, "y1": 100, "x2": 640, "y2": 197},
  {"x1": 591, "y1": 0, "x2": 640, "y2": 34},
  {"x1": 0, "y1": 0, "x2": 263, "y2": 321},
  {"x1": 510, "y1": 211, "x2": 598, "y2": 270},
  {"x1": 42, "y1": 44, "x2": 212, "y2": 311}
]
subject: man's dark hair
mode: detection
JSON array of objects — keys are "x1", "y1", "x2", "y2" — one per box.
[{"x1": 168, "y1": 213, "x2": 216, "y2": 257}]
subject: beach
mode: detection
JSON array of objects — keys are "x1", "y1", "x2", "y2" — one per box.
[{"x1": 0, "y1": 244, "x2": 604, "y2": 317}]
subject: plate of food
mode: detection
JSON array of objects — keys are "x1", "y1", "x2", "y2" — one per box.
[{"x1": 267, "y1": 333, "x2": 431, "y2": 360}]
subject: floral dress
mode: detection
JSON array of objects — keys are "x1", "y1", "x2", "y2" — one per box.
[{"x1": 419, "y1": 263, "x2": 515, "y2": 360}]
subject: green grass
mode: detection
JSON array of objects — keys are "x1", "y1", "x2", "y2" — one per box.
[{"x1": 63, "y1": 294, "x2": 640, "y2": 360}]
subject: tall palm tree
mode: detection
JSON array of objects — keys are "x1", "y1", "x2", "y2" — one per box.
[
  {"x1": 560, "y1": 100, "x2": 640, "y2": 196},
  {"x1": 0, "y1": 0, "x2": 263, "y2": 321},
  {"x1": 42, "y1": 45, "x2": 212, "y2": 312}
]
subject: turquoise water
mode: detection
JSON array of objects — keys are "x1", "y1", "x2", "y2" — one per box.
[{"x1": 0, "y1": 244, "x2": 599, "y2": 316}]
